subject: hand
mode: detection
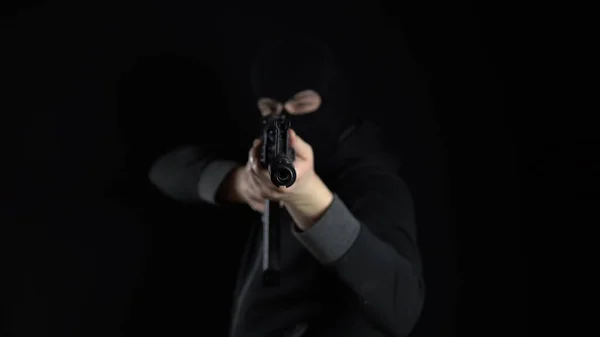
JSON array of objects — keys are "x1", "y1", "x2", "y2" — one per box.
[
  {"x1": 226, "y1": 129, "x2": 316, "y2": 213},
  {"x1": 222, "y1": 166, "x2": 268, "y2": 213},
  {"x1": 228, "y1": 129, "x2": 333, "y2": 228},
  {"x1": 247, "y1": 129, "x2": 317, "y2": 204}
]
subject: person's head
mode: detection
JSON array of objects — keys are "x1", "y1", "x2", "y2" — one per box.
[
  {"x1": 250, "y1": 34, "x2": 358, "y2": 169},
  {"x1": 251, "y1": 34, "x2": 337, "y2": 112}
]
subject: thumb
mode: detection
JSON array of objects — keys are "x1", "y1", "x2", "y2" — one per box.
[
  {"x1": 249, "y1": 138, "x2": 261, "y2": 162},
  {"x1": 289, "y1": 129, "x2": 312, "y2": 159}
]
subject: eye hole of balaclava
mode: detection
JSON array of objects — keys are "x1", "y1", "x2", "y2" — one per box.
[{"x1": 257, "y1": 89, "x2": 322, "y2": 116}]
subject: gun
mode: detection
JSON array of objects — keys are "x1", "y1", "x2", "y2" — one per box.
[{"x1": 259, "y1": 113, "x2": 296, "y2": 287}]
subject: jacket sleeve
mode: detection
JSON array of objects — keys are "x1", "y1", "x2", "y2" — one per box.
[
  {"x1": 148, "y1": 146, "x2": 240, "y2": 205},
  {"x1": 292, "y1": 157, "x2": 425, "y2": 337}
]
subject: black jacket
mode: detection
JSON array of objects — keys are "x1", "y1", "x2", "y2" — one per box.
[{"x1": 148, "y1": 122, "x2": 425, "y2": 337}]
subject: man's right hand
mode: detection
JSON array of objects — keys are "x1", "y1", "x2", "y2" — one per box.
[
  {"x1": 222, "y1": 138, "x2": 296, "y2": 213},
  {"x1": 222, "y1": 165, "x2": 267, "y2": 213},
  {"x1": 218, "y1": 139, "x2": 268, "y2": 213}
]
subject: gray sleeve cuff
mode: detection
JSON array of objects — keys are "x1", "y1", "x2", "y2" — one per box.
[
  {"x1": 197, "y1": 160, "x2": 239, "y2": 205},
  {"x1": 292, "y1": 195, "x2": 361, "y2": 264}
]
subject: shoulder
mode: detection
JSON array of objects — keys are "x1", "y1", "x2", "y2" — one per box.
[
  {"x1": 327, "y1": 119, "x2": 413, "y2": 205},
  {"x1": 322, "y1": 120, "x2": 401, "y2": 182}
]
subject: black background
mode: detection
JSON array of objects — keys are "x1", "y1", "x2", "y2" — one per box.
[{"x1": 0, "y1": 0, "x2": 541, "y2": 336}]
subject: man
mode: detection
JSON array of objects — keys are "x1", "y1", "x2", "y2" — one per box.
[{"x1": 148, "y1": 35, "x2": 424, "y2": 337}]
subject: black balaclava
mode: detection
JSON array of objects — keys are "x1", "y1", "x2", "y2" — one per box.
[{"x1": 249, "y1": 34, "x2": 359, "y2": 171}]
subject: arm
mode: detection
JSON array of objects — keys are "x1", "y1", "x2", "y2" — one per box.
[
  {"x1": 289, "y1": 158, "x2": 425, "y2": 337},
  {"x1": 148, "y1": 146, "x2": 241, "y2": 205}
]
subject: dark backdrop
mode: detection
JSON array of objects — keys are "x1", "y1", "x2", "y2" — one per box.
[{"x1": 2, "y1": 1, "x2": 527, "y2": 336}]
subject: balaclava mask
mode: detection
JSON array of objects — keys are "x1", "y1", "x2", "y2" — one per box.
[{"x1": 249, "y1": 34, "x2": 358, "y2": 171}]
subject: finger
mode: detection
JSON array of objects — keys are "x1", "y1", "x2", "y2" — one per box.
[
  {"x1": 250, "y1": 157, "x2": 264, "y2": 175},
  {"x1": 251, "y1": 173, "x2": 283, "y2": 200},
  {"x1": 248, "y1": 171, "x2": 268, "y2": 197},
  {"x1": 252, "y1": 138, "x2": 261, "y2": 150},
  {"x1": 251, "y1": 165, "x2": 274, "y2": 190},
  {"x1": 248, "y1": 155, "x2": 272, "y2": 183},
  {"x1": 246, "y1": 171, "x2": 264, "y2": 197},
  {"x1": 289, "y1": 129, "x2": 312, "y2": 159},
  {"x1": 249, "y1": 194, "x2": 266, "y2": 208},
  {"x1": 245, "y1": 170, "x2": 264, "y2": 197},
  {"x1": 252, "y1": 166, "x2": 273, "y2": 185},
  {"x1": 249, "y1": 200, "x2": 266, "y2": 213},
  {"x1": 244, "y1": 178, "x2": 264, "y2": 205},
  {"x1": 241, "y1": 171, "x2": 267, "y2": 206},
  {"x1": 256, "y1": 170, "x2": 285, "y2": 194},
  {"x1": 251, "y1": 192, "x2": 265, "y2": 202},
  {"x1": 248, "y1": 138, "x2": 261, "y2": 165}
]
